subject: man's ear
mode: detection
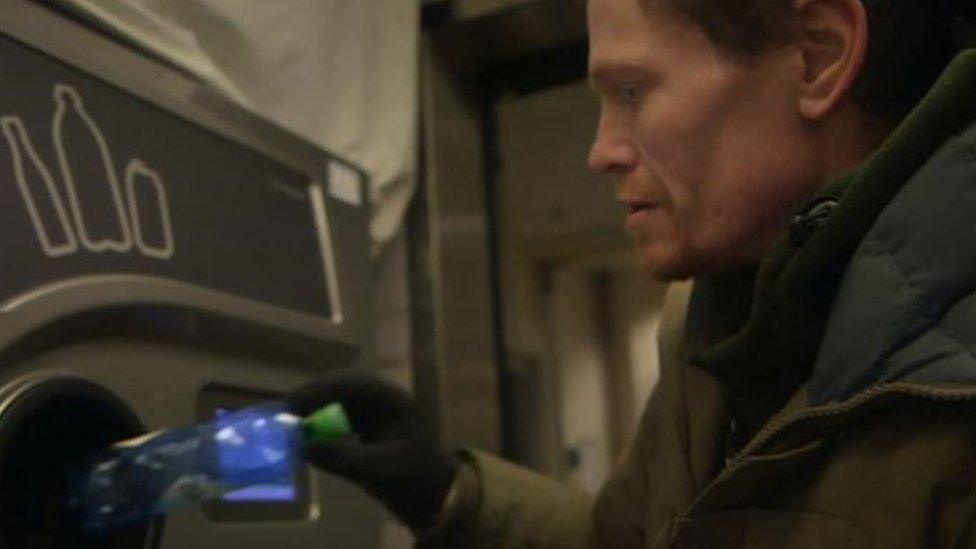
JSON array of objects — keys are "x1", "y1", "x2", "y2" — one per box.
[{"x1": 794, "y1": 0, "x2": 869, "y2": 121}]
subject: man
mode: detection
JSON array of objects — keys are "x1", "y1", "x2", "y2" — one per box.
[{"x1": 288, "y1": 0, "x2": 976, "y2": 546}]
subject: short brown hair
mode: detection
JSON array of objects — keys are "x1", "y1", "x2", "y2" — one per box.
[{"x1": 665, "y1": 0, "x2": 975, "y2": 121}]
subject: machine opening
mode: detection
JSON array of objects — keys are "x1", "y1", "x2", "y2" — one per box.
[{"x1": 0, "y1": 377, "x2": 157, "y2": 548}]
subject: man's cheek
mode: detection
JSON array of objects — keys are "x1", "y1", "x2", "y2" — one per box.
[{"x1": 651, "y1": 130, "x2": 713, "y2": 183}]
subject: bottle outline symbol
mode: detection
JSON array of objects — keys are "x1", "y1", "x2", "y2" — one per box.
[
  {"x1": 52, "y1": 83, "x2": 133, "y2": 253},
  {"x1": 125, "y1": 158, "x2": 175, "y2": 260},
  {"x1": 1, "y1": 115, "x2": 79, "y2": 257}
]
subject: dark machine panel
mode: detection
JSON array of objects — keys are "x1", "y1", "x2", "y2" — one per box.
[{"x1": 0, "y1": 32, "x2": 352, "y2": 320}]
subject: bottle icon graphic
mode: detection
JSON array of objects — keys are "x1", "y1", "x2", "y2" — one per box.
[
  {"x1": 1, "y1": 116, "x2": 78, "y2": 257},
  {"x1": 52, "y1": 83, "x2": 133, "y2": 253},
  {"x1": 125, "y1": 158, "x2": 175, "y2": 260}
]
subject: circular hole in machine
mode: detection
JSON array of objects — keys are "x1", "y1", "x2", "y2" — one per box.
[{"x1": 0, "y1": 376, "x2": 158, "y2": 548}]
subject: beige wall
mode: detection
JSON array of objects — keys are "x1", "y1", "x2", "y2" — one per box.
[
  {"x1": 546, "y1": 263, "x2": 667, "y2": 492},
  {"x1": 608, "y1": 271, "x2": 667, "y2": 455},
  {"x1": 498, "y1": 246, "x2": 565, "y2": 475},
  {"x1": 493, "y1": 81, "x2": 669, "y2": 489},
  {"x1": 550, "y1": 266, "x2": 613, "y2": 493}
]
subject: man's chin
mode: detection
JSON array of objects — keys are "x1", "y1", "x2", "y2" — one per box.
[
  {"x1": 638, "y1": 241, "x2": 763, "y2": 281},
  {"x1": 637, "y1": 248, "x2": 696, "y2": 282}
]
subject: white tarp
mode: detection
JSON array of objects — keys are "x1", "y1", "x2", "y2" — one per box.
[{"x1": 51, "y1": 0, "x2": 420, "y2": 254}]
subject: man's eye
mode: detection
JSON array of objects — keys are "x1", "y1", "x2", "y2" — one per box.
[{"x1": 615, "y1": 85, "x2": 644, "y2": 105}]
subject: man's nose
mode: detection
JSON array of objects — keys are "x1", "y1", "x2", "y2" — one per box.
[{"x1": 588, "y1": 117, "x2": 636, "y2": 176}]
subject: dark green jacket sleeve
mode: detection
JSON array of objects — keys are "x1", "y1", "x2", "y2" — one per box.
[{"x1": 417, "y1": 451, "x2": 594, "y2": 548}]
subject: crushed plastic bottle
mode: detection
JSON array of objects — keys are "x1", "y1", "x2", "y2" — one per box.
[{"x1": 68, "y1": 401, "x2": 350, "y2": 531}]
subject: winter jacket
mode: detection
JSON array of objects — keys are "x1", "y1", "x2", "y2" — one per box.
[{"x1": 422, "y1": 48, "x2": 976, "y2": 549}]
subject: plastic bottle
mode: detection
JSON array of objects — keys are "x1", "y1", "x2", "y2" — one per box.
[{"x1": 68, "y1": 401, "x2": 350, "y2": 530}]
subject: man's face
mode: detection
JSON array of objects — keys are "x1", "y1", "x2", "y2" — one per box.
[{"x1": 588, "y1": 0, "x2": 822, "y2": 280}]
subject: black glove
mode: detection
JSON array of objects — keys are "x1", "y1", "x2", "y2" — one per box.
[{"x1": 286, "y1": 372, "x2": 460, "y2": 530}]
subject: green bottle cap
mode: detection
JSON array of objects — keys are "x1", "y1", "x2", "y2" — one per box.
[{"x1": 302, "y1": 402, "x2": 352, "y2": 443}]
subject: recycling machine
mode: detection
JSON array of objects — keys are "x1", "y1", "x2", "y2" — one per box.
[{"x1": 0, "y1": 1, "x2": 386, "y2": 547}]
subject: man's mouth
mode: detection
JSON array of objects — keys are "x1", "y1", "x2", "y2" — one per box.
[
  {"x1": 622, "y1": 200, "x2": 660, "y2": 234},
  {"x1": 624, "y1": 202, "x2": 655, "y2": 214},
  {"x1": 624, "y1": 201, "x2": 657, "y2": 214}
]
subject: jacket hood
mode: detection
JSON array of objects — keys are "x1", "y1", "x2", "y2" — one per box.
[
  {"x1": 810, "y1": 58, "x2": 976, "y2": 403},
  {"x1": 694, "y1": 49, "x2": 976, "y2": 423}
]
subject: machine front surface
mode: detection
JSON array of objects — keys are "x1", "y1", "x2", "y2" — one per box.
[{"x1": 0, "y1": 1, "x2": 383, "y2": 547}]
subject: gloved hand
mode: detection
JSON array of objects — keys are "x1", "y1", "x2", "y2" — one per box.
[{"x1": 286, "y1": 372, "x2": 460, "y2": 530}]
